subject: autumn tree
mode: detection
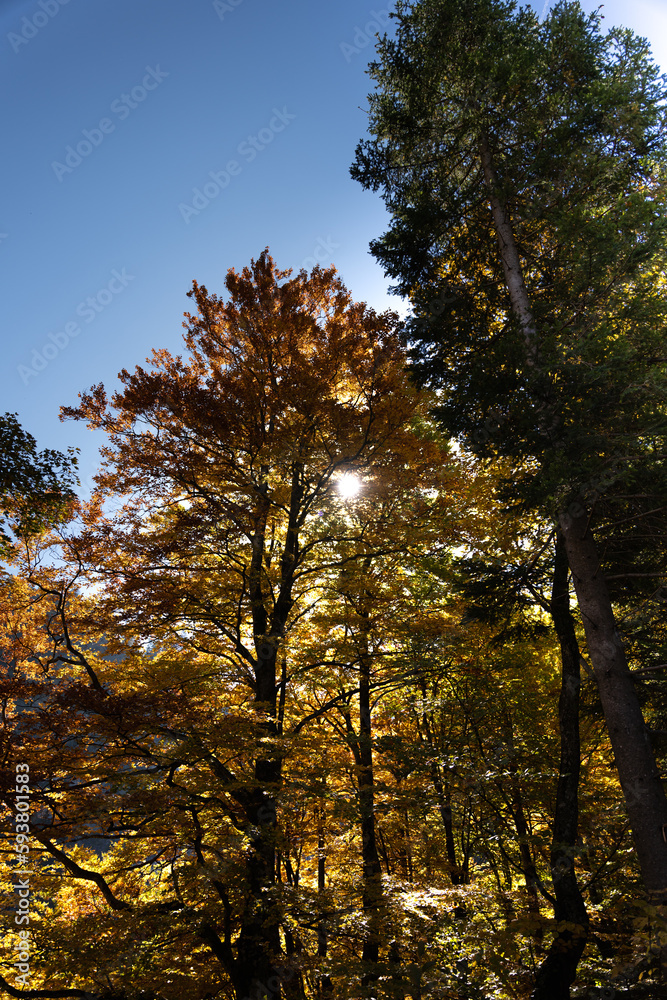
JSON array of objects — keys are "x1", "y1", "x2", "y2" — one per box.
[
  {"x1": 0, "y1": 252, "x2": 465, "y2": 1000},
  {"x1": 0, "y1": 257, "x2": 658, "y2": 998},
  {"x1": 297, "y1": 446, "x2": 470, "y2": 993}
]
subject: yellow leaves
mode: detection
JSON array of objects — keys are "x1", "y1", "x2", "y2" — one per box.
[{"x1": 9, "y1": 248, "x2": 658, "y2": 997}]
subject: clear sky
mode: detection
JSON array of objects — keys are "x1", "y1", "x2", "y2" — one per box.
[{"x1": 1, "y1": 0, "x2": 666, "y2": 489}]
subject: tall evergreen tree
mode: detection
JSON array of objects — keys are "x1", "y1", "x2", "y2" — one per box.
[{"x1": 351, "y1": 0, "x2": 667, "y2": 988}]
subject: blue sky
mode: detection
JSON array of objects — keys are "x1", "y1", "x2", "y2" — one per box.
[{"x1": 1, "y1": 0, "x2": 666, "y2": 489}]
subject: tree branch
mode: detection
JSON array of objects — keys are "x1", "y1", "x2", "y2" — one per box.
[
  {"x1": 34, "y1": 834, "x2": 131, "y2": 911},
  {"x1": 0, "y1": 976, "x2": 97, "y2": 999}
]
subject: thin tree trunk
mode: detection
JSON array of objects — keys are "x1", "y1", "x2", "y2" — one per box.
[
  {"x1": 531, "y1": 531, "x2": 589, "y2": 999},
  {"x1": 317, "y1": 803, "x2": 333, "y2": 996},
  {"x1": 359, "y1": 643, "x2": 383, "y2": 982},
  {"x1": 419, "y1": 703, "x2": 464, "y2": 885},
  {"x1": 479, "y1": 133, "x2": 538, "y2": 365},
  {"x1": 341, "y1": 564, "x2": 386, "y2": 989},
  {"x1": 508, "y1": 750, "x2": 542, "y2": 939}
]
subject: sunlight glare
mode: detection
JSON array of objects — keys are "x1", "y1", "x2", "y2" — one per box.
[{"x1": 335, "y1": 473, "x2": 362, "y2": 499}]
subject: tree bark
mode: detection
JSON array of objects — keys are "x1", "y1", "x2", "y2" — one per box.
[
  {"x1": 531, "y1": 531, "x2": 589, "y2": 999},
  {"x1": 479, "y1": 133, "x2": 538, "y2": 366},
  {"x1": 235, "y1": 471, "x2": 295, "y2": 1000},
  {"x1": 480, "y1": 134, "x2": 667, "y2": 903},
  {"x1": 341, "y1": 565, "x2": 385, "y2": 988},
  {"x1": 234, "y1": 774, "x2": 281, "y2": 1000},
  {"x1": 359, "y1": 642, "x2": 383, "y2": 981},
  {"x1": 419, "y1": 704, "x2": 464, "y2": 885},
  {"x1": 507, "y1": 745, "x2": 542, "y2": 939},
  {"x1": 560, "y1": 506, "x2": 667, "y2": 902},
  {"x1": 316, "y1": 802, "x2": 333, "y2": 996}
]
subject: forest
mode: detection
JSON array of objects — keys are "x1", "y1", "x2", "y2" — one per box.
[{"x1": 1, "y1": 1, "x2": 667, "y2": 999}]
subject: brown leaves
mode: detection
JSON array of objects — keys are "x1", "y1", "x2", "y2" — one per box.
[{"x1": 2, "y1": 251, "x2": 481, "y2": 996}]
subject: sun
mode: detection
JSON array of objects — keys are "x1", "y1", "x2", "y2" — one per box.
[{"x1": 335, "y1": 472, "x2": 362, "y2": 499}]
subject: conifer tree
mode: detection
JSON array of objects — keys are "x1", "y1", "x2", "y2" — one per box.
[{"x1": 351, "y1": 0, "x2": 667, "y2": 988}]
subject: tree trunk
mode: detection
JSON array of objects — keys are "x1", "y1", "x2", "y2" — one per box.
[
  {"x1": 531, "y1": 531, "x2": 589, "y2": 999},
  {"x1": 234, "y1": 483, "x2": 289, "y2": 1000},
  {"x1": 316, "y1": 803, "x2": 333, "y2": 996},
  {"x1": 480, "y1": 135, "x2": 667, "y2": 903},
  {"x1": 418, "y1": 693, "x2": 465, "y2": 886},
  {"x1": 234, "y1": 748, "x2": 282, "y2": 1000},
  {"x1": 508, "y1": 750, "x2": 542, "y2": 940},
  {"x1": 560, "y1": 505, "x2": 667, "y2": 902},
  {"x1": 341, "y1": 565, "x2": 386, "y2": 989},
  {"x1": 359, "y1": 643, "x2": 384, "y2": 984},
  {"x1": 479, "y1": 133, "x2": 538, "y2": 365},
  {"x1": 433, "y1": 759, "x2": 464, "y2": 884}
]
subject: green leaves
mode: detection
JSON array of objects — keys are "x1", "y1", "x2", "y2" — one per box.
[
  {"x1": 352, "y1": 0, "x2": 667, "y2": 514},
  {"x1": 0, "y1": 412, "x2": 78, "y2": 557}
]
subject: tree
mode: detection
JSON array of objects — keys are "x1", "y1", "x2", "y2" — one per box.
[
  {"x1": 0, "y1": 413, "x2": 78, "y2": 558},
  {"x1": 351, "y1": 0, "x2": 667, "y2": 954},
  {"x1": 4, "y1": 256, "x2": 664, "y2": 996},
  {"x1": 454, "y1": 514, "x2": 591, "y2": 994},
  {"x1": 0, "y1": 252, "x2": 465, "y2": 1000}
]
